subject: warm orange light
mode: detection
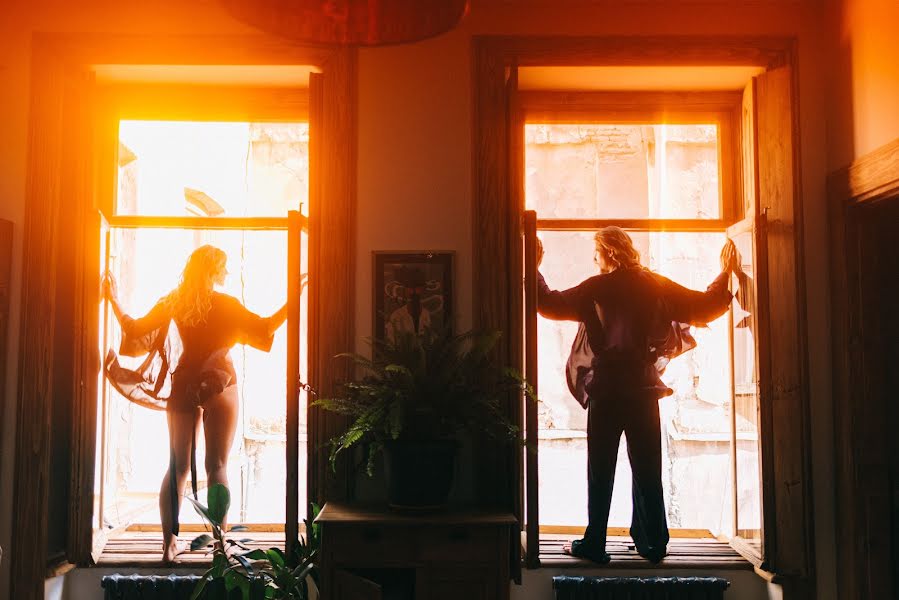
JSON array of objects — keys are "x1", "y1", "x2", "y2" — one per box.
[{"x1": 219, "y1": 0, "x2": 469, "y2": 45}]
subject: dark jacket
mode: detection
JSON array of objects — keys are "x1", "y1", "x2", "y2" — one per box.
[{"x1": 538, "y1": 266, "x2": 731, "y2": 403}]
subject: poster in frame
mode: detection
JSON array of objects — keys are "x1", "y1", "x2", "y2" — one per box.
[{"x1": 373, "y1": 251, "x2": 454, "y2": 343}]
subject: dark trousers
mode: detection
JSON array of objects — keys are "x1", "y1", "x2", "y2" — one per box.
[{"x1": 583, "y1": 393, "x2": 669, "y2": 554}]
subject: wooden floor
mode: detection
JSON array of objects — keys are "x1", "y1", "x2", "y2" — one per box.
[
  {"x1": 98, "y1": 532, "x2": 750, "y2": 571},
  {"x1": 538, "y1": 535, "x2": 753, "y2": 570},
  {"x1": 97, "y1": 531, "x2": 285, "y2": 567}
]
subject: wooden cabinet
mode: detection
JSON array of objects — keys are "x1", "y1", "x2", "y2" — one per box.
[{"x1": 315, "y1": 503, "x2": 516, "y2": 600}]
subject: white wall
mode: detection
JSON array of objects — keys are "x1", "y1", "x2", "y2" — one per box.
[{"x1": 0, "y1": 2, "x2": 836, "y2": 599}]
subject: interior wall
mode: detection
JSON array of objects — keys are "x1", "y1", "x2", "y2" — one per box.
[
  {"x1": 827, "y1": 0, "x2": 899, "y2": 170},
  {"x1": 0, "y1": 1, "x2": 835, "y2": 599}
]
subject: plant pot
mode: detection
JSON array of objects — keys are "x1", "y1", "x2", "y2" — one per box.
[{"x1": 383, "y1": 439, "x2": 457, "y2": 511}]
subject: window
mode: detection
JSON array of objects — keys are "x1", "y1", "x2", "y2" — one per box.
[
  {"x1": 519, "y1": 91, "x2": 771, "y2": 565},
  {"x1": 97, "y1": 118, "x2": 310, "y2": 536},
  {"x1": 472, "y1": 39, "x2": 809, "y2": 582}
]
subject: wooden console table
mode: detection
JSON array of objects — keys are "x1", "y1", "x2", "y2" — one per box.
[{"x1": 315, "y1": 502, "x2": 517, "y2": 600}]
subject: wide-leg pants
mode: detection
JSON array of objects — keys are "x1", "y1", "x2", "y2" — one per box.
[{"x1": 582, "y1": 392, "x2": 669, "y2": 554}]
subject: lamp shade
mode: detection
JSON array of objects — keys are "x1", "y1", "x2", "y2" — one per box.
[{"x1": 220, "y1": 0, "x2": 470, "y2": 46}]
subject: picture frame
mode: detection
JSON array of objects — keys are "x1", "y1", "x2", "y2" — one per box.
[{"x1": 373, "y1": 251, "x2": 454, "y2": 343}]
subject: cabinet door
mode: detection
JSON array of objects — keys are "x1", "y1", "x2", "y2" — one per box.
[
  {"x1": 333, "y1": 569, "x2": 383, "y2": 600},
  {"x1": 427, "y1": 567, "x2": 493, "y2": 600}
]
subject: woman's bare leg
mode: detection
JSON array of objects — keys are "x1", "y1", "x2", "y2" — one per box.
[
  {"x1": 203, "y1": 385, "x2": 240, "y2": 530},
  {"x1": 160, "y1": 406, "x2": 201, "y2": 562}
]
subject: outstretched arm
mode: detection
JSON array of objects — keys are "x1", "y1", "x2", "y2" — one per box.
[
  {"x1": 658, "y1": 269, "x2": 731, "y2": 326},
  {"x1": 537, "y1": 272, "x2": 588, "y2": 322},
  {"x1": 103, "y1": 272, "x2": 169, "y2": 341},
  {"x1": 263, "y1": 273, "x2": 307, "y2": 337}
]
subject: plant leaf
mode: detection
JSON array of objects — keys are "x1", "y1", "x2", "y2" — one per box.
[
  {"x1": 189, "y1": 575, "x2": 210, "y2": 600},
  {"x1": 207, "y1": 483, "x2": 231, "y2": 525},
  {"x1": 190, "y1": 534, "x2": 214, "y2": 551},
  {"x1": 265, "y1": 548, "x2": 285, "y2": 568}
]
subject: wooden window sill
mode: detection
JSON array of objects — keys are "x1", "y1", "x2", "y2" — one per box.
[
  {"x1": 95, "y1": 531, "x2": 285, "y2": 568},
  {"x1": 536, "y1": 535, "x2": 754, "y2": 570}
]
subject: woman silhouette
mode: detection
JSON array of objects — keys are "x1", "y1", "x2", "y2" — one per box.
[{"x1": 104, "y1": 245, "x2": 293, "y2": 562}]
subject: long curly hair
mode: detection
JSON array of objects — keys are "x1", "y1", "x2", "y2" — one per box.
[
  {"x1": 594, "y1": 226, "x2": 641, "y2": 271},
  {"x1": 164, "y1": 245, "x2": 226, "y2": 327}
]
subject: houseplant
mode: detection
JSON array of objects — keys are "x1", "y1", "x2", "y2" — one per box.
[
  {"x1": 314, "y1": 328, "x2": 531, "y2": 509},
  {"x1": 189, "y1": 484, "x2": 320, "y2": 600}
]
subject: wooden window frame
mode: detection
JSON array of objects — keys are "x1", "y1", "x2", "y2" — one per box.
[
  {"x1": 473, "y1": 35, "x2": 812, "y2": 592},
  {"x1": 10, "y1": 35, "x2": 356, "y2": 599},
  {"x1": 521, "y1": 93, "x2": 744, "y2": 544},
  {"x1": 94, "y1": 82, "x2": 309, "y2": 540}
]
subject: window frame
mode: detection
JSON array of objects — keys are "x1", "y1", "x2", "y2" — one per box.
[
  {"x1": 472, "y1": 36, "x2": 810, "y2": 584},
  {"x1": 520, "y1": 96, "x2": 748, "y2": 540},
  {"x1": 93, "y1": 83, "x2": 311, "y2": 544}
]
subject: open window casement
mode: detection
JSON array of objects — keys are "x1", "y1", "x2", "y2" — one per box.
[
  {"x1": 725, "y1": 211, "x2": 771, "y2": 568},
  {"x1": 286, "y1": 208, "x2": 309, "y2": 557},
  {"x1": 727, "y1": 62, "x2": 805, "y2": 576}
]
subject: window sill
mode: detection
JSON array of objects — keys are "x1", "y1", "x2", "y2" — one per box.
[
  {"x1": 534, "y1": 534, "x2": 754, "y2": 570},
  {"x1": 95, "y1": 531, "x2": 285, "y2": 568}
]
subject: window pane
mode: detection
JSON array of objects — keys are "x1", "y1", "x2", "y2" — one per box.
[
  {"x1": 525, "y1": 124, "x2": 720, "y2": 220},
  {"x1": 730, "y1": 228, "x2": 762, "y2": 547},
  {"x1": 101, "y1": 227, "x2": 305, "y2": 527},
  {"x1": 537, "y1": 231, "x2": 733, "y2": 535},
  {"x1": 117, "y1": 121, "x2": 309, "y2": 217}
]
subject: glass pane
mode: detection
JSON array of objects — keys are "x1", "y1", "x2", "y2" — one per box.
[
  {"x1": 730, "y1": 228, "x2": 762, "y2": 548},
  {"x1": 117, "y1": 120, "x2": 309, "y2": 217},
  {"x1": 101, "y1": 227, "x2": 293, "y2": 527},
  {"x1": 537, "y1": 231, "x2": 732, "y2": 535},
  {"x1": 525, "y1": 124, "x2": 720, "y2": 220}
]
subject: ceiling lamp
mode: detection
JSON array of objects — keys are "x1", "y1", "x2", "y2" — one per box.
[{"x1": 220, "y1": 0, "x2": 470, "y2": 46}]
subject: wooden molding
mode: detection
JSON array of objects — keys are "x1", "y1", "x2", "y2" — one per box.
[
  {"x1": 307, "y1": 48, "x2": 358, "y2": 509},
  {"x1": 11, "y1": 51, "x2": 66, "y2": 600},
  {"x1": 0, "y1": 219, "x2": 11, "y2": 433},
  {"x1": 828, "y1": 138, "x2": 899, "y2": 599},
  {"x1": 828, "y1": 136, "x2": 899, "y2": 205},
  {"x1": 474, "y1": 35, "x2": 793, "y2": 69}
]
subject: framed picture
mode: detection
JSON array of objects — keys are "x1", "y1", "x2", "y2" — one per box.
[{"x1": 373, "y1": 251, "x2": 454, "y2": 343}]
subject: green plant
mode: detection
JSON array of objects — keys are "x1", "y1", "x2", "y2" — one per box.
[
  {"x1": 189, "y1": 484, "x2": 320, "y2": 600},
  {"x1": 313, "y1": 328, "x2": 532, "y2": 475}
]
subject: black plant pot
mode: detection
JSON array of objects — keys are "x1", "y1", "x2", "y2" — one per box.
[{"x1": 383, "y1": 439, "x2": 457, "y2": 511}]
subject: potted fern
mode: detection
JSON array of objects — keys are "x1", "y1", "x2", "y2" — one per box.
[{"x1": 314, "y1": 328, "x2": 529, "y2": 509}]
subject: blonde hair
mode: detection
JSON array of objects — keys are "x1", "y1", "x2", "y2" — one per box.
[
  {"x1": 594, "y1": 226, "x2": 641, "y2": 271},
  {"x1": 165, "y1": 245, "x2": 226, "y2": 327}
]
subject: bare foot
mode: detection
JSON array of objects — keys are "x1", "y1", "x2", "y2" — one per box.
[{"x1": 162, "y1": 539, "x2": 187, "y2": 563}]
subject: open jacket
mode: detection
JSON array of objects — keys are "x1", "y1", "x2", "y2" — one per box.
[{"x1": 538, "y1": 266, "x2": 732, "y2": 406}]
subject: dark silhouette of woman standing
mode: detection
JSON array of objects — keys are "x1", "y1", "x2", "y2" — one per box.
[
  {"x1": 105, "y1": 245, "x2": 292, "y2": 562},
  {"x1": 538, "y1": 227, "x2": 735, "y2": 564}
]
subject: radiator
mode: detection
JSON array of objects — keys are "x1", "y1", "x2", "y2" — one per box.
[
  {"x1": 553, "y1": 576, "x2": 730, "y2": 600},
  {"x1": 101, "y1": 574, "x2": 265, "y2": 600},
  {"x1": 101, "y1": 575, "x2": 201, "y2": 600}
]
